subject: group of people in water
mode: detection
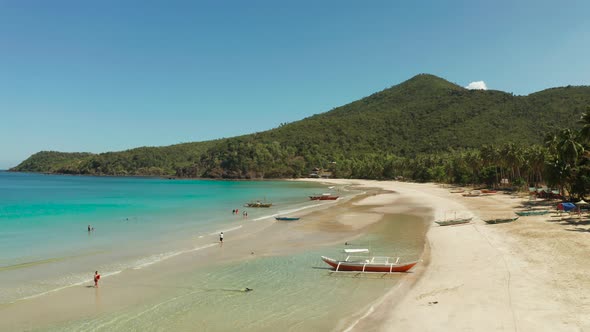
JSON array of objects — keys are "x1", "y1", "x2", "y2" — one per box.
[
  {"x1": 87, "y1": 224, "x2": 95, "y2": 232},
  {"x1": 231, "y1": 209, "x2": 248, "y2": 218}
]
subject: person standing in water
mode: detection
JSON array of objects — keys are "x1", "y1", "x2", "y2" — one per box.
[
  {"x1": 94, "y1": 271, "x2": 101, "y2": 288},
  {"x1": 219, "y1": 232, "x2": 224, "y2": 244}
]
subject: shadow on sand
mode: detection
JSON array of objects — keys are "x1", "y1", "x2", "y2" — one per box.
[{"x1": 565, "y1": 227, "x2": 590, "y2": 233}]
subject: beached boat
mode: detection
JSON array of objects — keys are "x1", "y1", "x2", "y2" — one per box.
[
  {"x1": 515, "y1": 210, "x2": 549, "y2": 216},
  {"x1": 484, "y1": 216, "x2": 519, "y2": 224},
  {"x1": 320, "y1": 249, "x2": 417, "y2": 273},
  {"x1": 435, "y1": 217, "x2": 472, "y2": 226},
  {"x1": 450, "y1": 189, "x2": 465, "y2": 193},
  {"x1": 480, "y1": 189, "x2": 498, "y2": 194},
  {"x1": 309, "y1": 193, "x2": 339, "y2": 200},
  {"x1": 275, "y1": 217, "x2": 300, "y2": 221},
  {"x1": 462, "y1": 190, "x2": 482, "y2": 197},
  {"x1": 245, "y1": 201, "x2": 273, "y2": 208}
]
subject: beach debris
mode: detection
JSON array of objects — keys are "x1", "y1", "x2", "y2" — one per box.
[{"x1": 428, "y1": 301, "x2": 438, "y2": 305}]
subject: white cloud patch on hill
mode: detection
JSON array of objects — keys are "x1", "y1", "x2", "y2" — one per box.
[{"x1": 465, "y1": 81, "x2": 488, "y2": 90}]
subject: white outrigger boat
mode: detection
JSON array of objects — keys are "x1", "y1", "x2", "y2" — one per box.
[{"x1": 321, "y1": 249, "x2": 418, "y2": 273}]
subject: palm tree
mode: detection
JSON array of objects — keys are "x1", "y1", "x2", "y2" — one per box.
[
  {"x1": 525, "y1": 146, "x2": 547, "y2": 188},
  {"x1": 463, "y1": 149, "x2": 482, "y2": 185},
  {"x1": 556, "y1": 129, "x2": 584, "y2": 165},
  {"x1": 481, "y1": 145, "x2": 500, "y2": 187},
  {"x1": 578, "y1": 107, "x2": 590, "y2": 142},
  {"x1": 545, "y1": 129, "x2": 584, "y2": 198},
  {"x1": 500, "y1": 143, "x2": 524, "y2": 184}
]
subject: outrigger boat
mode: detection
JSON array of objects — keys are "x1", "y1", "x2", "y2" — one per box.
[
  {"x1": 484, "y1": 216, "x2": 519, "y2": 224},
  {"x1": 515, "y1": 210, "x2": 549, "y2": 216},
  {"x1": 435, "y1": 217, "x2": 472, "y2": 226},
  {"x1": 245, "y1": 201, "x2": 272, "y2": 208},
  {"x1": 275, "y1": 217, "x2": 300, "y2": 221},
  {"x1": 309, "y1": 193, "x2": 339, "y2": 200},
  {"x1": 462, "y1": 191, "x2": 481, "y2": 197},
  {"x1": 320, "y1": 249, "x2": 418, "y2": 273},
  {"x1": 480, "y1": 189, "x2": 498, "y2": 194}
]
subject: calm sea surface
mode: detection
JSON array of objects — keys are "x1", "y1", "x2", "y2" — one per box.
[{"x1": 0, "y1": 172, "x2": 428, "y2": 331}]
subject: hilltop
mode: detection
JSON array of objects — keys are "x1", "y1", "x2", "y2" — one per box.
[{"x1": 12, "y1": 74, "x2": 590, "y2": 178}]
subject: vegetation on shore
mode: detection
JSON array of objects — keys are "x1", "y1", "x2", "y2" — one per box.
[{"x1": 10, "y1": 74, "x2": 590, "y2": 196}]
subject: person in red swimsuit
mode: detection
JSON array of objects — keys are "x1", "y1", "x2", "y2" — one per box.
[{"x1": 94, "y1": 271, "x2": 101, "y2": 288}]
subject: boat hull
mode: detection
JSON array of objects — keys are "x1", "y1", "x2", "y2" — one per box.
[
  {"x1": 321, "y1": 256, "x2": 417, "y2": 273},
  {"x1": 275, "y1": 217, "x2": 300, "y2": 221},
  {"x1": 515, "y1": 210, "x2": 549, "y2": 216},
  {"x1": 434, "y1": 217, "x2": 472, "y2": 226},
  {"x1": 246, "y1": 203, "x2": 272, "y2": 208},
  {"x1": 484, "y1": 217, "x2": 519, "y2": 224},
  {"x1": 480, "y1": 189, "x2": 497, "y2": 194},
  {"x1": 309, "y1": 196, "x2": 339, "y2": 200}
]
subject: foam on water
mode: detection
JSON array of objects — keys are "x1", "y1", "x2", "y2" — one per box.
[
  {"x1": 0, "y1": 173, "x2": 331, "y2": 304},
  {"x1": 33, "y1": 212, "x2": 429, "y2": 332},
  {"x1": 1, "y1": 173, "x2": 430, "y2": 331}
]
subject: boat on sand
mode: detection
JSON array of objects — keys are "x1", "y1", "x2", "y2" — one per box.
[
  {"x1": 462, "y1": 190, "x2": 482, "y2": 197},
  {"x1": 515, "y1": 210, "x2": 549, "y2": 216},
  {"x1": 484, "y1": 216, "x2": 519, "y2": 224},
  {"x1": 480, "y1": 189, "x2": 498, "y2": 194},
  {"x1": 435, "y1": 217, "x2": 472, "y2": 226},
  {"x1": 275, "y1": 217, "x2": 300, "y2": 221},
  {"x1": 320, "y1": 249, "x2": 418, "y2": 273}
]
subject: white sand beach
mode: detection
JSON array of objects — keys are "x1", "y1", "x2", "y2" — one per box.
[{"x1": 307, "y1": 179, "x2": 590, "y2": 331}]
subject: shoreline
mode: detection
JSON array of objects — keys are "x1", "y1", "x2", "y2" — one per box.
[
  {"x1": 302, "y1": 179, "x2": 590, "y2": 331},
  {"x1": 6, "y1": 177, "x2": 590, "y2": 330},
  {"x1": 1, "y1": 185, "x2": 417, "y2": 331}
]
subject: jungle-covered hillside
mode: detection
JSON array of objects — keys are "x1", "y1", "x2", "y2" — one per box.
[{"x1": 11, "y1": 74, "x2": 590, "y2": 181}]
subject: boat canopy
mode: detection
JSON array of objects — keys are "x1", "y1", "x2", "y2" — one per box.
[
  {"x1": 558, "y1": 202, "x2": 576, "y2": 211},
  {"x1": 344, "y1": 249, "x2": 369, "y2": 254}
]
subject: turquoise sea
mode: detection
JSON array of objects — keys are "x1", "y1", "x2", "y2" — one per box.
[{"x1": 0, "y1": 172, "x2": 428, "y2": 331}]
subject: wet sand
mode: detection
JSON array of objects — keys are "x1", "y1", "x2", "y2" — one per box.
[{"x1": 305, "y1": 179, "x2": 590, "y2": 332}]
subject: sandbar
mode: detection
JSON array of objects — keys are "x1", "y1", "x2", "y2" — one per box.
[{"x1": 304, "y1": 179, "x2": 590, "y2": 331}]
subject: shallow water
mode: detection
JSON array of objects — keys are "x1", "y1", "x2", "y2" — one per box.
[
  {"x1": 0, "y1": 172, "x2": 429, "y2": 331},
  {"x1": 44, "y1": 214, "x2": 428, "y2": 332},
  {"x1": 0, "y1": 172, "x2": 329, "y2": 304}
]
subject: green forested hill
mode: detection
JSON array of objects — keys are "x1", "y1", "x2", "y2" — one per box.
[
  {"x1": 13, "y1": 151, "x2": 94, "y2": 173},
  {"x1": 14, "y1": 140, "x2": 223, "y2": 176},
  {"x1": 258, "y1": 75, "x2": 588, "y2": 156},
  {"x1": 11, "y1": 74, "x2": 590, "y2": 179}
]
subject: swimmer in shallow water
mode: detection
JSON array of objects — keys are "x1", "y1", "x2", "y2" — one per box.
[{"x1": 243, "y1": 288, "x2": 253, "y2": 292}]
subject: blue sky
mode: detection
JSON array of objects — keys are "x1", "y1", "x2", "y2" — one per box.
[{"x1": 1, "y1": 0, "x2": 589, "y2": 169}]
